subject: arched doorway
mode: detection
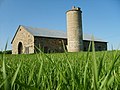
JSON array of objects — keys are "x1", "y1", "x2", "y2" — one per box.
[{"x1": 18, "y1": 42, "x2": 23, "y2": 54}]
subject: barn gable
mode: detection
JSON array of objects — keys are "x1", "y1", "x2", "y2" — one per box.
[
  {"x1": 11, "y1": 25, "x2": 34, "y2": 54},
  {"x1": 11, "y1": 25, "x2": 34, "y2": 44}
]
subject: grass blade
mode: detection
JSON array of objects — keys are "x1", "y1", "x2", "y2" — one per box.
[
  {"x1": 37, "y1": 58, "x2": 43, "y2": 86},
  {"x1": 92, "y1": 36, "x2": 98, "y2": 90},
  {"x1": 2, "y1": 42, "x2": 9, "y2": 90},
  {"x1": 84, "y1": 61, "x2": 88, "y2": 90},
  {"x1": 2, "y1": 56, "x2": 8, "y2": 90},
  {"x1": 28, "y1": 64, "x2": 35, "y2": 85},
  {"x1": 11, "y1": 61, "x2": 22, "y2": 89},
  {"x1": 0, "y1": 76, "x2": 10, "y2": 88},
  {"x1": 99, "y1": 50, "x2": 120, "y2": 89},
  {"x1": 83, "y1": 41, "x2": 91, "y2": 90},
  {"x1": 98, "y1": 52, "x2": 106, "y2": 79},
  {"x1": 15, "y1": 80, "x2": 39, "y2": 90}
]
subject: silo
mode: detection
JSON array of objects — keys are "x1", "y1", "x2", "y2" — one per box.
[{"x1": 66, "y1": 6, "x2": 83, "y2": 52}]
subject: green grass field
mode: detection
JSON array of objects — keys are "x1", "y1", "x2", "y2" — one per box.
[{"x1": 0, "y1": 50, "x2": 120, "y2": 90}]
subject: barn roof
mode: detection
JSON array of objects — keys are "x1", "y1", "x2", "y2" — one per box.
[
  {"x1": 23, "y1": 25, "x2": 67, "y2": 39},
  {"x1": 23, "y1": 25, "x2": 107, "y2": 42},
  {"x1": 11, "y1": 25, "x2": 107, "y2": 43}
]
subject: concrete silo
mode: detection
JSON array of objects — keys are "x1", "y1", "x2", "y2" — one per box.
[{"x1": 66, "y1": 6, "x2": 83, "y2": 52}]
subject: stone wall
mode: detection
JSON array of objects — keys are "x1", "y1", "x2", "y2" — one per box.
[
  {"x1": 83, "y1": 40, "x2": 107, "y2": 51},
  {"x1": 12, "y1": 26, "x2": 34, "y2": 54},
  {"x1": 34, "y1": 36, "x2": 67, "y2": 53}
]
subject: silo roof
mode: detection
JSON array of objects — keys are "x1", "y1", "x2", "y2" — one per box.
[{"x1": 22, "y1": 25, "x2": 107, "y2": 42}]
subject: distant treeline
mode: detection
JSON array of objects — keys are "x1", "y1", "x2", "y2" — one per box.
[{"x1": 0, "y1": 50, "x2": 12, "y2": 54}]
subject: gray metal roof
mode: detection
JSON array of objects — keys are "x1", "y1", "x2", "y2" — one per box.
[
  {"x1": 83, "y1": 34, "x2": 107, "y2": 42},
  {"x1": 23, "y1": 25, "x2": 67, "y2": 39},
  {"x1": 23, "y1": 25, "x2": 107, "y2": 42}
]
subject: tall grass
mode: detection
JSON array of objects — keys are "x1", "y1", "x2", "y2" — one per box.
[{"x1": 0, "y1": 46, "x2": 120, "y2": 89}]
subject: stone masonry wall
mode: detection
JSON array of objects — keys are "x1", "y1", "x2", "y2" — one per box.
[
  {"x1": 34, "y1": 36, "x2": 67, "y2": 53},
  {"x1": 83, "y1": 40, "x2": 107, "y2": 51}
]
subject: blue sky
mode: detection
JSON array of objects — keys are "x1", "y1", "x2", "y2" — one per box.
[{"x1": 0, "y1": 0, "x2": 120, "y2": 50}]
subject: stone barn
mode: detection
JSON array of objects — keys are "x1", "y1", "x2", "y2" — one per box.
[
  {"x1": 11, "y1": 25, "x2": 107, "y2": 54},
  {"x1": 11, "y1": 6, "x2": 107, "y2": 54}
]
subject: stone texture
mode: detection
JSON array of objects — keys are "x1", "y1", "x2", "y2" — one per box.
[
  {"x1": 12, "y1": 26, "x2": 34, "y2": 54},
  {"x1": 66, "y1": 7, "x2": 83, "y2": 52},
  {"x1": 34, "y1": 36, "x2": 67, "y2": 53}
]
